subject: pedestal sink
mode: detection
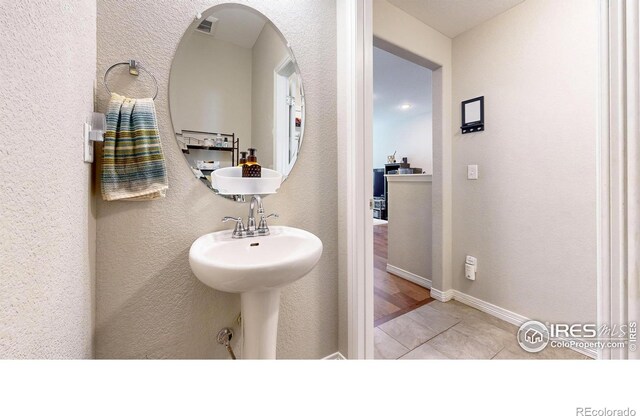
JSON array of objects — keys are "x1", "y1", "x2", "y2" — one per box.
[{"x1": 189, "y1": 226, "x2": 322, "y2": 359}]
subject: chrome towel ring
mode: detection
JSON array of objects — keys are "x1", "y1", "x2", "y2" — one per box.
[{"x1": 103, "y1": 60, "x2": 159, "y2": 100}]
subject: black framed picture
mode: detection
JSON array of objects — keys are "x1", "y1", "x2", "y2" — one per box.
[{"x1": 461, "y1": 96, "x2": 484, "y2": 134}]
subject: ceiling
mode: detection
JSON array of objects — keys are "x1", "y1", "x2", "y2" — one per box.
[
  {"x1": 204, "y1": 7, "x2": 267, "y2": 49},
  {"x1": 387, "y1": 0, "x2": 526, "y2": 38},
  {"x1": 373, "y1": 46, "x2": 432, "y2": 125}
]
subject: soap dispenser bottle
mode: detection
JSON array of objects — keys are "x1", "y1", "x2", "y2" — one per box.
[
  {"x1": 238, "y1": 151, "x2": 248, "y2": 166},
  {"x1": 242, "y1": 148, "x2": 261, "y2": 177}
]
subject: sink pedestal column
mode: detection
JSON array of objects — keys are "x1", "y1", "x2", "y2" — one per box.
[{"x1": 241, "y1": 289, "x2": 281, "y2": 359}]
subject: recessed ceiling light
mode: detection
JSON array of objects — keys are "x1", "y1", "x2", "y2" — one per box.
[{"x1": 400, "y1": 103, "x2": 412, "y2": 110}]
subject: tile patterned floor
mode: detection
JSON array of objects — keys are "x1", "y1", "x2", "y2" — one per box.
[{"x1": 374, "y1": 300, "x2": 590, "y2": 360}]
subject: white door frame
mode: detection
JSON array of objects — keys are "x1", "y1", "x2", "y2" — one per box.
[
  {"x1": 337, "y1": 0, "x2": 374, "y2": 359},
  {"x1": 598, "y1": 0, "x2": 639, "y2": 360},
  {"x1": 274, "y1": 57, "x2": 297, "y2": 177},
  {"x1": 339, "y1": 0, "x2": 638, "y2": 360},
  {"x1": 337, "y1": 0, "x2": 452, "y2": 360}
]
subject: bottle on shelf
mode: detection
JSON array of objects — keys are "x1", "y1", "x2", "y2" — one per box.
[
  {"x1": 238, "y1": 151, "x2": 248, "y2": 166},
  {"x1": 242, "y1": 148, "x2": 261, "y2": 178}
]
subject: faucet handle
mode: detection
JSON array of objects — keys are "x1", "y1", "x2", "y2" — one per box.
[
  {"x1": 222, "y1": 216, "x2": 246, "y2": 237},
  {"x1": 257, "y1": 213, "x2": 278, "y2": 234}
]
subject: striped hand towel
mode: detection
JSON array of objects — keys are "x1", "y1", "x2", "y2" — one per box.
[{"x1": 101, "y1": 93, "x2": 168, "y2": 201}]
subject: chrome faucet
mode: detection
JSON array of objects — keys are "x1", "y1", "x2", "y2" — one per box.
[
  {"x1": 248, "y1": 195, "x2": 279, "y2": 236},
  {"x1": 222, "y1": 195, "x2": 278, "y2": 238},
  {"x1": 246, "y1": 195, "x2": 262, "y2": 233}
]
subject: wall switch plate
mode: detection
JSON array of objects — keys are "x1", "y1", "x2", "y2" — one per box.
[
  {"x1": 83, "y1": 122, "x2": 93, "y2": 163},
  {"x1": 467, "y1": 164, "x2": 478, "y2": 180}
]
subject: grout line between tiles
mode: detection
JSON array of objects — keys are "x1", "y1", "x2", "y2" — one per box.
[
  {"x1": 385, "y1": 302, "x2": 547, "y2": 360},
  {"x1": 490, "y1": 347, "x2": 505, "y2": 360}
]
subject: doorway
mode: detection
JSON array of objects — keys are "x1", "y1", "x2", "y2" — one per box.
[
  {"x1": 338, "y1": 0, "x2": 631, "y2": 360},
  {"x1": 372, "y1": 45, "x2": 434, "y2": 327},
  {"x1": 274, "y1": 58, "x2": 302, "y2": 177}
]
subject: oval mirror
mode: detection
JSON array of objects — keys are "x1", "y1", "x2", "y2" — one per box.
[{"x1": 169, "y1": 4, "x2": 305, "y2": 201}]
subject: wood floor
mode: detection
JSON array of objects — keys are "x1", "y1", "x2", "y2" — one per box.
[{"x1": 374, "y1": 224, "x2": 432, "y2": 327}]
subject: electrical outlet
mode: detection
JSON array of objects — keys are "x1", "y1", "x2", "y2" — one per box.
[
  {"x1": 467, "y1": 164, "x2": 478, "y2": 180},
  {"x1": 465, "y1": 263, "x2": 476, "y2": 280},
  {"x1": 465, "y1": 255, "x2": 477, "y2": 281}
]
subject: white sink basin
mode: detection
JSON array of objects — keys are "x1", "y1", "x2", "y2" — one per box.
[
  {"x1": 189, "y1": 226, "x2": 323, "y2": 359},
  {"x1": 189, "y1": 226, "x2": 322, "y2": 293}
]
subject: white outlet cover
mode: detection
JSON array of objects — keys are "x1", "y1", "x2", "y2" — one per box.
[
  {"x1": 465, "y1": 263, "x2": 476, "y2": 280},
  {"x1": 467, "y1": 164, "x2": 478, "y2": 180}
]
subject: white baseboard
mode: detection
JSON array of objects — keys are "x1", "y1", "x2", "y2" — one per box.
[
  {"x1": 452, "y1": 290, "x2": 528, "y2": 327},
  {"x1": 322, "y1": 351, "x2": 346, "y2": 360},
  {"x1": 433, "y1": 290, "x2": 597, "y2": 359},
  {"x1": 430, "y1": 288, "x2": 454, "y2": 302},
  {"x1": 386, "y1": 264, "x2": 432, "y2": 289}
]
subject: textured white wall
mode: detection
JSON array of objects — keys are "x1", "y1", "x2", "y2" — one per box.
[
  {"x1": 452, "y1": 0, "x2": 598, "y2": 323},
  {"x1": 95, "y1": 0, "x2": 337, "y2": 358},
  {"x1": 0, "y1": 1, "x2": 96, "y2": 358}
]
